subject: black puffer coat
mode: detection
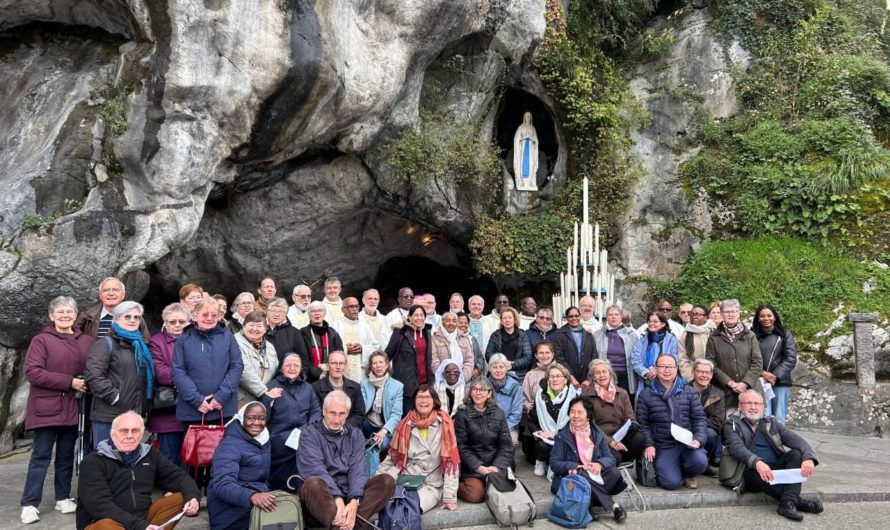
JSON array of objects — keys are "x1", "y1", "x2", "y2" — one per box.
[{"x1": 454, "y1": 403, "x2": 514, "y2": 479}]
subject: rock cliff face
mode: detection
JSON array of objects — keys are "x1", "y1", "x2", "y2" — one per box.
[{"x1": 0, "y1": 0, "x2": 550, "y2": 450}]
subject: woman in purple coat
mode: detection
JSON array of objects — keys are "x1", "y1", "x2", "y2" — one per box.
[
  {"x1": 20, "y1": 296, "x2": 95, "y2": 525},
  {"x1": 146, "y1": 303, "x2": 190, "y2": 466}
]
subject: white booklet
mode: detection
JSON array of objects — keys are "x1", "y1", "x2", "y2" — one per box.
[
  {"x1": 770, "y1": 468, "x2": 807, "y2": 485},
  {"x1": 670, "y1": 423, "x2": 694, "y2": 446},
  {"x1": 157, "y1": 508, "x2": 186, "y2": 530},
  {"x1": 612, "y1": 420, "x2": 632, "y2": 443},
  {"x1": 285, "y1": 427, "x2": 302, "y2": 451}
]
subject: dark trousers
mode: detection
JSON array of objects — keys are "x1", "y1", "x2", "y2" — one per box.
[
  {"x1": 534, "y1": 439, "x2": 554, "y2": 463},
  {"x1": 705, "y1": 428, "x2": 723, "y2": 464},
  {"x1": 609, "y1": 427, "x2": 647, "y2": 464},
  {"x1": 299, "y1": 474, "x2": 395, "y2": 528},
  {"x1": 743, "y1": 448, "x2": 803, "y2": 505},
  {"x1": 21, "y1": 425, "x2": 78, "y2": 506},
  {"x1": 156, "y1": 431, "x2": 184, "y2": 468},
  {"x1": 583, "y1": 466, "x2": 625, "y2": 511},
  {"x1": 654, "y1": 445, "x2": 708, "y2": 490},
  {"x1": 91, "y1": 421, "x2": 112, "y2": 450}
]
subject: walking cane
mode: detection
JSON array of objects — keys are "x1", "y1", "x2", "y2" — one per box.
[{"x1": 75, "y1": 389, "x2": 85, "y2": 475}]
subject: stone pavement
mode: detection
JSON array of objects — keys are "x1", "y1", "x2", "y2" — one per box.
[{"x1": 1, "y1": 430, "x2": 888, "y2": 529}]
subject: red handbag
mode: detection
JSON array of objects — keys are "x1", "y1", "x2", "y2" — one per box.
[{"x1": 181, "y1": 414, "x2": 225, "y2": 469}]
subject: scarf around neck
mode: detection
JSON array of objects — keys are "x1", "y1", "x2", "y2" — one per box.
[
  {"x1": 111, "y1": 322, "x2": 154, "y2": 399},
  {"x1": 535, "y1": 385, "x2": 576, "y2": 444},
  {"x1": 438, "y1": 327, "x2": 464, "y2": 367},
  {"x1": 722, "y1": 322, "x2": 745, "y2": 342},
  {"x1": 390, "y1": 410, "x2": 460, "y2": 477},
  {"x1": 368, "y1": 372, "x2": 389, "y2": 414},
  {"x1": 594, "y1": 381, "x2": 617, "y2": 404},
  {"x1": 569, "y1": 422, "x2": 595, "y2": 466}
]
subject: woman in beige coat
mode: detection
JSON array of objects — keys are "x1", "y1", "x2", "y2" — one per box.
[{"x1": 377, "y1": 384, "x2": 460, "y2": 512}]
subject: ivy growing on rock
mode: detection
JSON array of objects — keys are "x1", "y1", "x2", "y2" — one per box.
[{"x1": 682, "y1": 0, "x2": 890, "y2": 257}]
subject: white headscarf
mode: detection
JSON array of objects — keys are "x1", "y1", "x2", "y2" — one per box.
[{"x1": 227, "y1": 401, "x2": 270, "y2": 445}]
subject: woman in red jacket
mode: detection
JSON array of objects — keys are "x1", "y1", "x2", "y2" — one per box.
[{"x1": 20, "y1": 296, "x2": 95, "y2": 525}]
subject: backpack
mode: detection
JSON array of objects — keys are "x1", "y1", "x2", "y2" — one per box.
[
  {"x1": 547, "y1": 475, "x2": 593, "y2": 529},
  {"x1": 378, "y1": 485, "x2": 422, "y2": 530},
  {"x1": 249, "y1": 490, "x2": 303, "y2": 530},
  {"x1": 486, "y1": 473, "x2": 536, "y2": 528}
]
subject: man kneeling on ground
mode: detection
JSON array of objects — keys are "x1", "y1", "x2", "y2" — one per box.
[
  {"x1": 298, "y1": 390, "x2": 395, "y2": 530},
  {"x1": 76, "y1": 411, "x2": 200, "y2": 530},
  {"x1": 723, "y1": 390, "x2": 824, "y2": 521}
]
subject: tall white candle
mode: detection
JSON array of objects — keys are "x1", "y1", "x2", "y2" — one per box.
[{"x1": 583, "y1": 178, "x2": 589, "y2": 227}]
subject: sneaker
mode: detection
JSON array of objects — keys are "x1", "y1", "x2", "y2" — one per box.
[
  {"x1": 21, "y1": 506, "x2": 40, "y2": 524},
  {"x1": 55, "y1": 498, "x2": 77, "y2": 514},
  {"x1": 798, "y1": 499, "x2": 824, "y2": 514},
  {"x1": 534, "y1": 460, "x2": 547, "y2": 476},
  {"x1": 683, "y1": 477, "x2": 698, "y2": 489},
  {"x1": 778, "y1": 501, "x2": 804, "y2": 521}
]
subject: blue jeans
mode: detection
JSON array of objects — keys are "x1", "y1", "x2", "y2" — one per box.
[
  {"x1": 156, "y1": 431, "x2": 184, "y2": 467},
  {"x1": 765, "y1": 386, "x2": 791, "y2": 424},
  {"x1": 653, "y1": 444, "x2": 708, "y2": 490},
  {"x1": 21, "y1": 426, "x2": 78, "y2": 506},
  {"x1": 705, "y1": 428, "x2": 723, "y2": 464},
  {"x1": 91, "y1": 421, "x2": 112, "y2": 450},
  {"x1": 362, "y1": 419, "x2": 392, "y2": 451}
]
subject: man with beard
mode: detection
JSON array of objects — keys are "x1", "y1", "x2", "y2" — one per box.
[
  {"x1": 723, "y1": 390, "x2": 822, "y2": 521},
  {"x1": 287, "y1": 284, "x2": 312, "y2": 328}
]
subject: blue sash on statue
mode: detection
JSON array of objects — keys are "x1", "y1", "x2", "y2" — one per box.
[{"x1": 521, "y1": 138, "x2": 531, "y2": 178}]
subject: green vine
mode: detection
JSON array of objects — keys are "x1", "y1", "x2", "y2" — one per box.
[{"x1": 22, "y1": 199, "x2": 84, "y2": 230}]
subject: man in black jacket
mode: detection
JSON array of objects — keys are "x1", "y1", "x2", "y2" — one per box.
[
  {"x1": 76, "y1": 412, "x2": 200, "y2": 530},
  {"x1": 312, "y1": 351, "x2": 366, "y2": 429},
  {"x1": 723, "y1": 390, "x2": 823, "y2": 521}
]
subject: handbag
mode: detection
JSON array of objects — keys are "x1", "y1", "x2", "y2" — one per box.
[
  {"x1": 181, "y1": 414, "x2": 226, "y2": 469},
  {"x1": 635, "y1": 457, "x2": 658, "y2": 487},
  {"x1": 396, "y1": 465, "x2": 439, "y2": 491},
  {"x1": 151, "y1": 385, "x2": 177, "y2": 411},
  {"x1": 718, "y1": 452, "x2": 745, "y2": 491}
]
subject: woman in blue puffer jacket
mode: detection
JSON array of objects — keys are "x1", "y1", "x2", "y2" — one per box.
[{"x1": 207, "y1": 402, "x2": 273, "y2": 530}]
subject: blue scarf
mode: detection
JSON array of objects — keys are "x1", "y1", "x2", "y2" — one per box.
[
  {"x1": 645, "y1": 330, "x2": 666, "y2": 367},
  {"x1": 111, "y1": 322, "x2": 155, "y2": 399}
]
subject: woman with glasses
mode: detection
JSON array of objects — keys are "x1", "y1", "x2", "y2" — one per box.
[
  {"x1": 20, "y1": 296, "x2": 94, "y2": 524},
  {"x1": 85, "y1": 301, "x2": 154, "y2": 446},
  {"x1": 228, "y1": 292, "x2": 256, "y2": 334},
  {"x1": 235, "y1": 311, "x2": 280, "y2": 405},
  {"x1": 705, "y1": 299, "x2": 763, "y2": 411},
  {"x1": 207, "y1": 401, "x2": 274, "y2": 530},
  {"x1": 453, "y1": 377, "x2": 514, "y2": 503},
  {"x1": 146, "y1": 303, "x2": 190, "y2": 466},
  {"x1": 178, "y1": 283, "x2": 204, "y2": 320},
  {"x1": 679, "y1": 305, "x2": 712, "y2": 381},
  {"x1": 593, "y1": 305, "x2": 639, "y2": 396},
  {"x1": 525, "y1": 363, "x2": 578, "y2": 477},
  {"x1": 264, "y1": 297, "x2": 310, "y2": 366},
  {"x1": 636, "y1": 353, "x2": 708, "y2": 490},
  {"x1": 377, "y1": 385, "x2": 460, "y2": 513},
  {"x1": 631, "y1": 312, "x2": 679, "y2": 396},
  {"x1": 553, "y1": 307, "x2": 597, "y2": 391}
]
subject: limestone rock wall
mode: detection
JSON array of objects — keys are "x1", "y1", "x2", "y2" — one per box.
[{"x1": 0, "y1": 0, "x2": 548, "y2": 451}]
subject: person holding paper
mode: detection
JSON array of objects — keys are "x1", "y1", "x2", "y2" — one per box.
[
  {"x1": 752, "y1": 304, "x2": 798, "y2": 424},
  {"x1": 582, "y1": 359, "x2": 645, "y2": 464},
  {"x1": 525, "y1": 363, "x2": 578, "y2": 477},
  {"x1": 207, "y1": 402, "x2": 275, "y2": 530},
  {"x1": 723, "y1": 390, "x2": 822, "y2": 521},
  {"x1": 636, "y1": 354, "x2": 708, "y2": 490},
  {"x1": 262, "y1": 353, "x2": 321, "y2": 491},
  {"x1": 549, "y1": 397, "x2": 627, "y2": 523},
  {"x1": 76, "y1": 411, "x2": 200, "y2": 530}
]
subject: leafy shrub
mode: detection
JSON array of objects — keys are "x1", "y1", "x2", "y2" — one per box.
[
  {"x1": 656, "y1": 237, "x2": 889, "y2": 342},
  {"x1": 470, "y1": 213, "x2": 572, "y2": 275}
]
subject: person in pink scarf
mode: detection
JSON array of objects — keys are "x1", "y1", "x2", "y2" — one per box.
[{"x1": 549, "y1": 396, "x2": 627, "y2": 524}]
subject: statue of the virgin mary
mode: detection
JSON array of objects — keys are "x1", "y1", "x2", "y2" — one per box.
[{"x1": 512, "y1": 112, "x2": 538, "y2": 191}]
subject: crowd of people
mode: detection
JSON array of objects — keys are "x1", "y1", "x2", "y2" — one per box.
[{"x1": 20, "y1": 275, "x2": 822, "y2": 528}]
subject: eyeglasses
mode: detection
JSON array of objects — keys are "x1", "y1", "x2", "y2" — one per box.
[
  {"x1": 416, "y1": 395, "x2": 434, "y2": 401},
  {"x1": 537, "y1": 316, "x2": 552, "y2": 320},
  {"x1": 166, "y1": 319, "x2": 188, "y2": 326},
  {"x1": 566, "y1": 314, "x2": 581, "y2": 319},
  {"x1": 739, "y1": 401, "x2": 763, "y2": 406},
  {"x1": 470, "y1": 387, "x2": 490, "y2": 393},
  {"x1": 116, "y1": 428, "x2": 143, "y2": 435},
  {"x1": 548, "y1": 374, "x2": 565, "y2": 380},
  {"x1": 723, "y1": 310, "x2": 740, "y2": 315},
  {"x1": 691, "y1": 312, "x2": 707, "y2": 317},
  {"x1": 238, "y1": 302, "x2": 254, "y2": 306},
  {"x1": 647, "y1": 320, "x2": 662, "y2": 325},
  {"x1": 267, "y1": 308, "x2": 286, "y2": 313},
  {"x1": 296, "y1": 294, "x2": 311, "y2": 299},
  {"x1": 693, "y1": 370, "x2": 712, "y2": 375},
  {"x1": 657, "y1": 306, "x2": 672, "y2": 312},
  {"x1": 244, "y1": 415, "x2": 267, "y2": 423},
  {"x1": 121, "y1": 315, "x2": 142, "y2": 322},
  {"x1": 679, "y1": 310, "x2": 690, "y2": 314},
  {"x1": 656, "y1": 364, "x2": 677, "y2": 370}
]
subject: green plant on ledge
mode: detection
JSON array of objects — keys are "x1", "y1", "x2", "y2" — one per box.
[{"x1": 22, "y1": 199, "x2": 84, "y2": 230}]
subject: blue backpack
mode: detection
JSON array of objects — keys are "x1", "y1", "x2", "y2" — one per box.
[
  {"x1": 377, "y1": 485, "x2": 422, "y2": 530},
  {"x1": 547, "y1": 475, "x2": 593, "y2": 528}
]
